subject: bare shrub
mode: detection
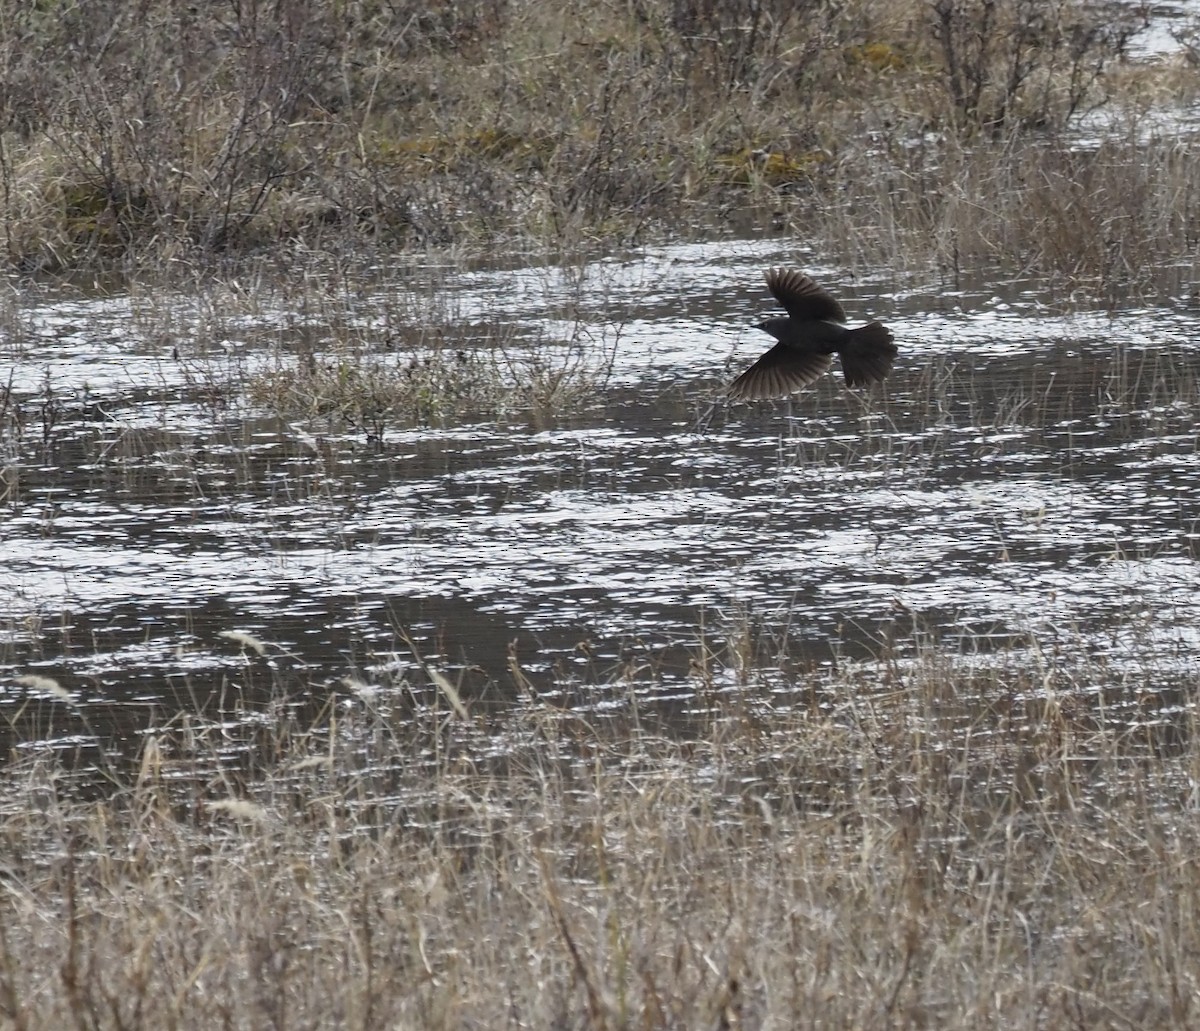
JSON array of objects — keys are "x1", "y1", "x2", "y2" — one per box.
[
  {"x1": 653, "y1": 0, "x2": 820, "y2": 97},
  {"x1": 929, "y1": 0, "x2": 1141, "y2": 133},
  {"x1": 0, "y1": 0, "x2": 1173, "y2": 271}
]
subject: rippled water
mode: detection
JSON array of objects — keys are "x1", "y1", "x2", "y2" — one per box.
[
  {"x1": 1128, "y1": 0, "x2": 1200, "y2": 59},
  {"x1": 2, "y1": 234, "x2": 1200, "y2": 759}
]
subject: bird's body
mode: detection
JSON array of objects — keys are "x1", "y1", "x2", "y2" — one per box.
[
  {"x1": 728, "y1": 269, "x2": 897, "y2": 400},
  {"x1": 755, "y1": 315, "x2": 849, "y2": 347}
]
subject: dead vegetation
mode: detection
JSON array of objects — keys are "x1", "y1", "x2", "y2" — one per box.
[
  {"x1": 0, "y1": 0, "x2": 1172, "y2": 286},
  {"x1": 2, "y1": 633, "x2": 1199, "y2": 1027}
]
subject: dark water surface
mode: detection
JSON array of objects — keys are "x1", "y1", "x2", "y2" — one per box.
[{"x1": 2, "y1": 240, "x2": 1200, "y2": 761}]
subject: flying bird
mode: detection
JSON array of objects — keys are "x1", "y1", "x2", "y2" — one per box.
[{"x1": 728, "y1": 269, "x2": 896, "y2": 400}]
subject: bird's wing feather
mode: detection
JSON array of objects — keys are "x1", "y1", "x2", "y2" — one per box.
[
  {"x1": 765, "y1": 268, "x2": 846, "y2": 323},
  {"x1": 727, "y1": 343, "x2": 833, "y2": 400}
]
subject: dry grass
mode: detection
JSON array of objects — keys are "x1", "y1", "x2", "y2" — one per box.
[
  {"x1": 133, "y1": 261, "x2": 621, "y2": 430},
  {"x1": 2, "y1": 633, "x2": 1199, "y2": 1028},
  {"x1": 0, "y1": 0, "x2": 1167, "y2": 284},
  {"x1": 796, "y1": 129, "x2": 1200, "y2": 297},
  {"x1": 243, "y1": 312, "x2": 616, "y2": 432}
]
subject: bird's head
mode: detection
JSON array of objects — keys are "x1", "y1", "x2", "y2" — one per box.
[{"x1": 755, "y1": 317, "x2": 789, "y2": 341}]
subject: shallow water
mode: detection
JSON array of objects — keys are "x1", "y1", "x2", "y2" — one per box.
[
  {"x1": 2, "y1": 232, "x2": 1199, "y2": 764},
  {"x1": 1126, "y1": 0, "x2": 1200, "y2": 59}
]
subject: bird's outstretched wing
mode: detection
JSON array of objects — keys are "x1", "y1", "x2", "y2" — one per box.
[
  {"x1": 765, "y1": 269, "x2": 846, "y2": 323},
  {"x1": 727, "y1": 344, "x2": 834, "y2": 400}
]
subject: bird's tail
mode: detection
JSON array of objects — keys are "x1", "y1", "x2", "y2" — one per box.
[{"x1": 840, "y1": 322, "x2": 897, "y2": 388}]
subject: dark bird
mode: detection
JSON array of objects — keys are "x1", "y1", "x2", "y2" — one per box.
[{"x1": 728, "y1": 269, "x2": 897, "y2": 400}]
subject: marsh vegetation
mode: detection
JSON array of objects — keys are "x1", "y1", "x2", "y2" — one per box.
[
  {"x1": 3, "y1": 0, "x2": 1200, "y2": 1027},
  {"x1": 0, "y1": 0, "x2": 1180, "y2": 279}
]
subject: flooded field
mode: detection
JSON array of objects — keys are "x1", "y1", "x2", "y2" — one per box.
[
  {"x1": 2, "y1": 237, "x2": 1199, "y2": 762},
  {"x1": 8, "y1": 3, "x2": 1200, "y2": 1022}
]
